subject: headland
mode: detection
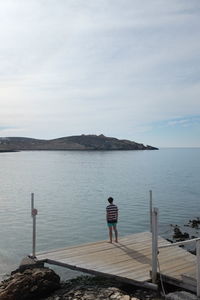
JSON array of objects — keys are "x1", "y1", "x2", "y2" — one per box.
[{"x1": 0, "y1": 134, "x2": 158, "y2": 151}]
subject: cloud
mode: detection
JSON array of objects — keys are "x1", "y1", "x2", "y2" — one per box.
[
  {"x1": 168, "y1": 119, "x2": 190, "y2": 126},
  {"x1": 167, "y1": 116, "x2": 200, "y2": 127},
  {"x1": 0, "y1": 0, "x2": 199, "y2": 146}
]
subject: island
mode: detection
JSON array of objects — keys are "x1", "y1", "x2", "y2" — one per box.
[{"x1": 0, "y1": 134, "x2": 158, "y2": 151}]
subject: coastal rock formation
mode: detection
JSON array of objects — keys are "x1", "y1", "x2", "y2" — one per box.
[
  {"x1": 0, "y1": 267, "x2": 60, "y2": 300},
  {"x1": 188, "y1": 218, "x2": 200, "y2": 229},
  {"x1": 166, "y1": 291, "x2": 198, "y2": 300},
  {"x1": 0, "y1": 135, "x2": 158, "y2": 151},
  {"x1": 173, "y1": 225, "x2": 189, "y2": 241},
  {"x1": 0, "y1": 270, "x2": 160, "y2": 300},
  {"x1": 40, "y1": 275, "x2": 158, "y2": 300},
  {"x1": 51, "y1": 285, "x2": 138, "y2": 300}
]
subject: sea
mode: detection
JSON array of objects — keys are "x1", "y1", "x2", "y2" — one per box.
[{"x1": 0, "y1": 148, "x2": 200, "y2": 280}]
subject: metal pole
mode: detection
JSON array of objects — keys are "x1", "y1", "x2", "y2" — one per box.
[
  {"x1": 152, "y1": 207, "x2": 158, "y2": 283},
  {"x1": 149, "y1": 190, "x2": 153, "y2": 232},
  {"x1": 31, "y1": 193, "x2": 37, "y2": 258},
  {"x1": 31, "y1": 192, "x2": 34, "y2": 213},
  {"x1": 196, "y1": 239, "x2": 200, "y2": 298}
]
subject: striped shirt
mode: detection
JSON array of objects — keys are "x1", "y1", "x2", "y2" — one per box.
[{"x1": 106, "y1": 204, "x2": 118, "y2": 222}]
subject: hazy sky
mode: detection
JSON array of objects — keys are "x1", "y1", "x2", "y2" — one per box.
[{"x1": 0, "y1": 0, "x2": 200, "y2": 147}]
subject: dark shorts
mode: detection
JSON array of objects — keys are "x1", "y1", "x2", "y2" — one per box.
[{"x1": 107, "y1": 221, "x2": 117, "y2": 227}]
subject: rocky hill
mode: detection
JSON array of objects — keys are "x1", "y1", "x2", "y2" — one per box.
[{"x1": 0, "y1": 135, "x2": 158, "y2": 151}]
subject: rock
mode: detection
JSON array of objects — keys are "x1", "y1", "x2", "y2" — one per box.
[
  {"x1": 107, "y1": 287, "x2": 121, "y2": 294},
  {"x1": 166, "y1": 291, "x2": 197, "y2": 300},
  {"x1": 82, "y1": 291, "x2": 96, "y2": 299},
  {"x1": 120, "y1": 295, "x2": 130, "y2": 300},
  {"x1": 188, "y1": 218, "x2": 200, "y2": 229},
  {"x1": 173, "y1": 226, "x2": 189, "y2": 240},
  {"x1": 31, "y1": 274, "x2": 160, "y2": 300},
  {"x1": 110, "y1": 291, "x2": 122, "y2": 299},
  {"x1": 0, "y1": 267, "x2": 60, "y2": 300},
  {"x1": 11, "y1": 256, "x2": 44, "y2": 274},
  {"x1": 57, "y1": 284, "x2": 134, "y2": 300}
]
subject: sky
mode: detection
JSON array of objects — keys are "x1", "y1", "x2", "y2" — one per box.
[{"x1": 0, "y1": 0, "x2": 200, "y2": 147}]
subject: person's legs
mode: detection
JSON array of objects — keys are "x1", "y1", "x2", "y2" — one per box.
[
  {"x1": 113, "y1": 225, "x2": 118, "y2": 243},
  {"x1": 108, "y1": 226, "x2": 113, "y2": 243}
]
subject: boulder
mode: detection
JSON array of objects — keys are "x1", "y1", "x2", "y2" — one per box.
[
  {"x1": 173, "y1": 226, "x2": 189, "y2": 240},
  {"x1": 0, "y1": 267, "x2": 60, "y2": 300},
  {"x1": 166, "y1": 291, "x2": 197, "y2": 300},
  {"x1": 188, "y1": 218, "x2": 200, "y2": 229},
  {"x1": 11, "y1": 255, "x2": 44, "y2": 274}
]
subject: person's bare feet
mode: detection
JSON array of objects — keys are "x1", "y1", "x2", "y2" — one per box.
[{"x1": 115, "y1": 240, "x2": 118, "y2": 243}]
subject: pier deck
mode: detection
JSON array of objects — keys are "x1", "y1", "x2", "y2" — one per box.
[{"x1": 36, "y1": 232, "x2": 196, "y2": 291}]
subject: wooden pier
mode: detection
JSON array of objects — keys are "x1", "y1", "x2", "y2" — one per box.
[
  {"x1": 36, "y1": 232, "x2": 197, "y2": 291},
  {"x1": 32, "y1": 193, "x2": 199, "y2": 295}
]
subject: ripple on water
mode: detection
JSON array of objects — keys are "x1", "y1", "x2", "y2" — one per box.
[{"x1": 0, "y1": 148, "x2": 200, "y2": 277}]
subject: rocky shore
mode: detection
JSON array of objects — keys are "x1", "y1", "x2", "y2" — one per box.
[
  {"x1": 0, "y1": 266, "x2": 161, "y2": 300},
  {"x1": 2, "y1": 263, "x2": 199, "y2": 300},
  {"x1": 45, "y1": 275, "x2": 161, "y2": 300}
]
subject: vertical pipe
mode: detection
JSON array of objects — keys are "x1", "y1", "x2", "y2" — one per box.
[
  {"x1": 149, "y1": 190, "x2": 153, "y2": 232},
  {"x1": 196, "y1": 239, "x2": 200, "y2": 298},
  {"x1": 152, "y1": 207, "x2": 158, "y2": 283},
  {"x1": 31, "y1": 193, "x2": 36, "y2": 258},
  {"x1": 31, "y1": 192, "x2": 34, "y2": 214}
]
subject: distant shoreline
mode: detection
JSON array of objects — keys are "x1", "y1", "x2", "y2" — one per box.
[
  {"x1": 0, "y1": 150, "x2": 19, "y2": 153},
  {"x1": 0, "y1": 134, "x2": 158, "y2": 151}
]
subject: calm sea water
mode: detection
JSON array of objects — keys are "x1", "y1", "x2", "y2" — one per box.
[{"x1": 0, "y1": 148, "x2": 200, "y2": 279}]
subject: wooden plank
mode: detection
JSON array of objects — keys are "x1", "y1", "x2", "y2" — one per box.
[
  {"x1": 60, "y1": 243, "x2": 153, "y2": 262},
  {"x1": 36, "y1": 232, "x2": 197, "y2": 292},
  {"x1": 39, "y1": 245, "x2": 190, "y2": 275},
  {"x1": 90, "y1": 258, "x2": 150, "y2": 274},
  {"x1": 119, "y1": 267, "x2": 151, "y2": 280},
  {"x1": 42, "y1": 241, "x2": 151, "y2": 259},
  {"x1": 163, "y1": 265, "x2": 195, "y2": 278},
  {"x1": 39, "y1": 241, "x2": 153, "y2": 261},
  {"x1": 116, "y1": 264, "x2": 150, "y2": 276},
  {"x1": 42, "y1": 251, "x2": 151, "y2": 273},
  {"x1": 158, "y1": 253, "x2": 196, "y2": 267},
  {"x1": 160, "y1": 251, "x2": 196, "y2": 264},
  {"x1": 37, "y1": 232, "x2": 152, "y2": 256},
  {"x1": 37, "y1": 232, "x2": 166, "y2": 259},
  {"x1": 158, "y1": 246, "x2": 194, "y2": 258},
  {"x1": 56, "y1": 254, "x2": 147, "y2": 273},
  {"x1": 38, "y1": 246, "x2": 154, "y2": 268},
  {"x1": 37, "y1": 243, "x2": 149, "y2": 261},
  {"x1": 159, "y1": 250, "x2": 196, "y2": 262},
  {"x1": 162, "y1": 263, "x2": 195, "y2": 276},
  {"x1": 45, "y1": 258, "x2": 152, "y2": 285},
  {"x1": 158, "y1": 257, "x2": 196, "y2": 272},
  {"x1": 39, "y1": 246, "x2": 152, "y2": 268},
  {"x1": 37, "y1": 236, "x2": 154, "y2": 257}
]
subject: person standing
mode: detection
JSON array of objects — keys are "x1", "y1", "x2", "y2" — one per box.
[{"x1": 106, "y1": 197, "x2": 118, "y2": 243}]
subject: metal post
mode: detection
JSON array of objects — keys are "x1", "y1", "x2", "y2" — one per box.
[
  {"x1": 196, "y1": 239, "x2": 200, "y2": 298},
  {"x1": 31, "y1": 193, "x2": 37, "y2": 258},
  {"x1": 149, "y1": 190, "x2": 153, "y2": 232},
  {"x1": 152, "y1": 207, "x2": 158, "y2": 283}
]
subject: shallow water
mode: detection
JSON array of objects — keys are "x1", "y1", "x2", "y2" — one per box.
[{"x1": 0, "y1": 148, "x2": 200, "y2": 279}]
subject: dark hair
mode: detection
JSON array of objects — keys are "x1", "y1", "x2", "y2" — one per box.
[{"x1": 108, "y1": 197, "x2": 113, "y2": 204}]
